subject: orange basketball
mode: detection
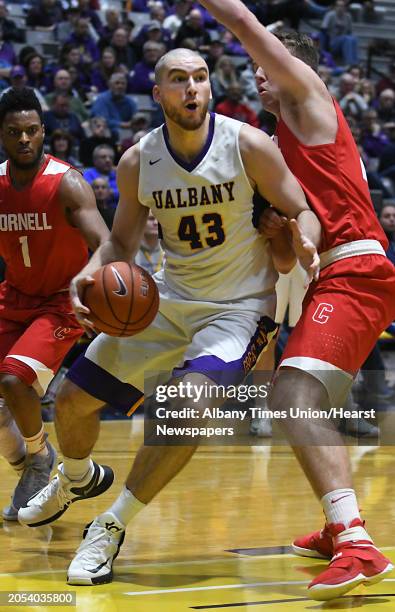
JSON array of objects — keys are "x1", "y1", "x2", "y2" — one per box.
[{"x1": 83, "y1": 262, "x2": 159, "y2": 337}]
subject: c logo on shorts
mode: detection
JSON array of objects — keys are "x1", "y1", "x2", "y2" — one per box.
[
  {"x1": 312, "y1": 303, "x2": 334, "y2": 325},
  {"x1": 54, "y1": 326, "x2": 71, "y2": 340}
]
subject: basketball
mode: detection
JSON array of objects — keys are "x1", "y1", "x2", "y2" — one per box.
[{"x1": 83, "y1": 262, "x2": 159, "y2": 337}]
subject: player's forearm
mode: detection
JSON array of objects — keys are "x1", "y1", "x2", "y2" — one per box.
[
  {"x1": 296, "y1": 210, "x2": 321, "y2": 249},
  {"x1": 75, "y1": 236, "x2": 138, "y2": 279},
  {"x1": 269, "y1": 229, "x2": 296, "y2": 274}
]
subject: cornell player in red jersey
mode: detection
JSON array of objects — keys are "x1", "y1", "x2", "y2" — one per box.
[
  {"x1": 197, "y1": 0, "x2": 395, "y2": 601},
  {"x1": 0, "y1": 87, "x2": 112, "y2": 520}
]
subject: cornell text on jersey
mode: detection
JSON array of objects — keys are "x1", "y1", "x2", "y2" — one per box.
[{"x1": 0, "y1": 213, "x2": 52, "y2": 232}]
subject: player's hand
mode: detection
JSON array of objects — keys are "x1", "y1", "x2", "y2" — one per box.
[
  {"x1": 69, "y1": 274, "x2": 96, "y2": 337},
  {"x1": 289, "y1": 219, "x2": 320, "y2": 287},
  {"x1": 258, "y1": 207, "x2": 287, "y2": 238}
]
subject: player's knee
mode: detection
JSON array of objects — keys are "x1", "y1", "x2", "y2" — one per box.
[
  {"x1": 0, "y1": 374, "x2": 28, "y2": 398},
  {"x1": 56, "y1": 378, "x2": 102, "y2": 417}
]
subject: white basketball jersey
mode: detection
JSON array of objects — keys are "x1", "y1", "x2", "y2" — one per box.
[{"x1": 138, "y1": 113, "x2": 277, "y2": 301}]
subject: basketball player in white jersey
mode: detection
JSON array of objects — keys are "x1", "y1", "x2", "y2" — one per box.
[{"x1": 18, "y1": 49, "x2": 320, "y2": 585}]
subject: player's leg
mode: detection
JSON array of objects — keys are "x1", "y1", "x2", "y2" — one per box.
[
  {"x1": 18, "y1": 289, "x2": 192, "y2": 527},
  {"x1": 273, "y1": 261, "x2": 394, "y2": 600},
  {"x1": 0, "y1": 307, "x2": 84, "y2": 519},
  {"x1": 67, "y1": 294, "x2": 278, "y2": 585},
  {"x1": 0, "y1": 322, "x2": 28, "y2": 481}
]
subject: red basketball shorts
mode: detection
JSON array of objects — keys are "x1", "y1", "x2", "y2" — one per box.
[
  {"x1": 279, "y1": 254, "x2": 395, "y2": 404},
  {"x1": 0, "y1": 282, "x2": 83, "y2": 396}
]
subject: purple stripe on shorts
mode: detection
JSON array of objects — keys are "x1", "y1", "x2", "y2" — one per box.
[
  {"x1": 172, "y1": 316, "x2": 278, "y2": 386},
  {"x1": 67, "y1": 354, "x2": 143, "y2": 412}
]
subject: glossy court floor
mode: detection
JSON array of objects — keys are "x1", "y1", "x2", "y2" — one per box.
[{"x1": 1, "y1": 409, "x2": 395, "y2": 612}]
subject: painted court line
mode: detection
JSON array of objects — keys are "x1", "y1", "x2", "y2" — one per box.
[{"x1": 124, "y1": 581, "x2": 309, "y2": 597}]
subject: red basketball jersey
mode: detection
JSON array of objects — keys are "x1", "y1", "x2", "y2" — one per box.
[
  {"x1": 0, "y1": 155, "x2": 88, "y2": 296},
  {"x1": 276, "y1": 99, "x2": 388, "y2": 253}
]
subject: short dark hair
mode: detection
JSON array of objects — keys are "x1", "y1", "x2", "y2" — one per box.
[
  {"x1": 275, "y1": 30, "x2": 319, "y2": 72},
  {"x1": 0, "y1": 87, "x2": 43, "y2": 127}
]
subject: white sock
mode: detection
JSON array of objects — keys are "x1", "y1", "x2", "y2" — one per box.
[
  {"x1": 107, "y1": 486, "x2": 145, "y2": 526},
  {"x1": 322, "y1": 489, "x2": 373, "y2": 545},
  {"x1": 0, "y1": 403, "x2": 26, "y2": 466},
  {"x1": 61, "y1": 456, "x2": 93, "y2": 481},
  {"x1": 321, "y1": 488, "x2": 361, "y2": 528},
  {"x1": 24, "y1": 425, "x2": 48, "y2": 457}
]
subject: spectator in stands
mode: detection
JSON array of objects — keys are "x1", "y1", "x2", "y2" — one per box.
[
  {"x1": 205, "y1": 39, "x2": 225, "y2": 72},
  {"x1": 210, "y1": 55, "x2": 240, "y2": 103},
  {"x1": 84, "y1": 144, "x2": 119, "y2": 206},
  {"x1": 310, "y1": 31, "x2": 338, "y2": 72},
  {"x1": 135, "y1": 212, "x2": 164, "y2": 276},
  {"x1": 59, "y1": 43, "x2": 92, "y2": 96},
  {"x1": 132, "y1": 20, "x2": 171, "y2": 57},
  {"x1": 26, "y1": 0, "x2": 64, "y2": 30},
  {"x1": 163, "y1": 0, "x2": 193, "y2": 39},
  {"x1": 376, "y1": 89, "x2": 395, "y2": 123},
  {"x1": 49, "y1": 129, "x2": 81, "y2": 167},
  {"x1": 150, "y1": 2, "x2": 167, "y2": 26},
  {"x1": 91, "y1": 177, "x2": 115, "y2": 229},
  {"x1": 361, "y1": 108, "x2": 389, "y2": 159},
  {"x1": 91, "y1": 47, "x2": 121, "y2": 93},
  {"x1": 44, "y1": 93, "x2": 86, "y2": 144},
  {"x1": 91, "y1": 72, "x2": 137, "y2": 138},
  {"x1": 379, "y1": 202, "x2": 395, "y2": 265},
  {"x1": 23, "y1": 52, "x2": 51, "y2": 94},
  {"x1": 0, "y1": 65, "x2": 49, "y2": 111},
  {"x1": 240, "y1": 60, "x2": 262, "y2": 109},
  {"x1": 0, "y1": 28, "x2": 16, "y2": 80},
  {"x1": 358, "y1": 78, "x2": 376, "y2": 107},
  {"x1": 66, "y1": 17, "x2": 100, "y2": 63},
  {"x1": 0, "y1": 1, "x2": 24, "y2": 43},
  {"x1": 174, "y1": 9, "x2": 211, "y2": 52},
  {"x1": 337, "y1": 72, "x2": 368, "y2": 119},
  {"x1": 79, "y1": 116, "x2": 113, "y2": 167},
  {"x1": 46, "y1": 69, "x2": 89, "y2": 122},
  {"x1": 376, "y1": 61, "x2": 395, "y2": 96},
  {"x1": 129, "y1": 42, "x2": 166, "y2": 94},
  {"x1": 56, "y1": 6, "x2": 82, "y2": 45},
  {"x1": 322, "y1": 0, "x2": 359, "y2": 66},
  {"x1": 221, "y1": 30, "x2": 248, "y2": 57},
  {"x1": 379, "y1": 122, "x2": 395, "y2": 187},
  {"x1": 215, "y1": 83, "x2": 260, "y2": 127},
  {"x1": 100, "y1": 9, "x2": 122, "y2": 49},
  {"x1": 109, "y1": 27, "x2": 136, "y2": 71},
  {"x1": 77, "y1": 0, "x2": 103, "y2": 37}
]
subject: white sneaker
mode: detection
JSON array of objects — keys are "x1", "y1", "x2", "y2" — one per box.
[
  {"x1": 67, "y1": 512, "x2": 125, "y2": 585},
  {"x1": 18, "y1": 461, "x2": 114, "y2": 527}
]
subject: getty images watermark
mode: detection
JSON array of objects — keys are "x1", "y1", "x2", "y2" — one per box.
[{"x1": 142, "y1": 375, "x2": 387, "y2": 446}]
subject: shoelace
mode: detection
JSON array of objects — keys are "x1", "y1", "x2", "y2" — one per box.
[
  {"x1": 32, "y1": 473, "x2": 72, "y2": 509},
  {"x1": 75, "y1": 523, "x2": 119, "y2": 564}
]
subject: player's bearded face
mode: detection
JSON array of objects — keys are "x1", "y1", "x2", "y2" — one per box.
[
  {"x1": 8, "y1": 140, "x2": 44, "y2": 170},
  {"x1": 161, "y1": 95, "x2": 209, "y2": 131}
]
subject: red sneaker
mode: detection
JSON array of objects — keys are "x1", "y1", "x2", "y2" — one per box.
[
  {"x1": 292, "y1": 524, "x2": 333, "y2": 559},
  {"x1": 308, "y1": 524, "x2": 393, "y2": 601}
]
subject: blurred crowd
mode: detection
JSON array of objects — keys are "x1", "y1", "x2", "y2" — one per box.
[
  {"x1": 1, "y1": 0, "x2": 395, "y2": 210},
  {"x1": 0, "y1": 0, "x2": 394, "y2": 423}
]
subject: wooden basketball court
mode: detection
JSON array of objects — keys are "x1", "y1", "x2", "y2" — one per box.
[{"x1": 1, "y1": 419, "x2": 394, "y2": 611}]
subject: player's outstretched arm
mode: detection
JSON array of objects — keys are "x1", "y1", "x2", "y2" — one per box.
[
  {"x1": 240, "y1": 124, "x2": 321, "y2": 281},
  {"x1": 198, "y1": 0, "x2": 319, "y2": 100},
  {"x1": 68, "y1": 144, "x2": 149, "y2": 330}
]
